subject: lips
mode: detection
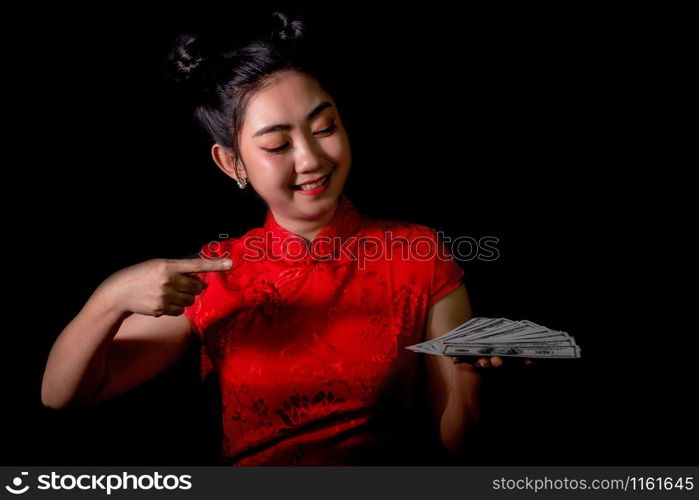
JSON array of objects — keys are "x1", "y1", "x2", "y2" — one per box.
[
  {"x1": 295, "y1": 175, "x2": 326, "y2": 187},
  {"x1": 291, "y1": 170, "x2": 333, "y2": 190}
]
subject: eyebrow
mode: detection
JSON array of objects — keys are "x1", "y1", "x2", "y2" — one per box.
[{"x1": 252, "y1": 101, "x2": 334, "y2": 138}]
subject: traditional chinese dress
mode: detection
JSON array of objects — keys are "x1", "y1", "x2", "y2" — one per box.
[{"x1": 185, "y1": 194, "x2": 464, "y2": 465}]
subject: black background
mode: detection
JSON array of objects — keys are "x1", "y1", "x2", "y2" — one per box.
[{"x1": 4, "y1": 1, "x2": 694, "y2": 465}]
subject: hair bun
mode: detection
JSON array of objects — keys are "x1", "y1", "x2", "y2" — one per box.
[
  {"x1": 165, "y1": 33, "x2": 212, "y2": 84},
  {"x1": 270, "y1": 11, "x2": 304, "y2": 42}
]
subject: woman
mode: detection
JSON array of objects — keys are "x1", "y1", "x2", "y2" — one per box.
[{"x1": 41, "y1": 11, "x2": 528, "y2": 465}]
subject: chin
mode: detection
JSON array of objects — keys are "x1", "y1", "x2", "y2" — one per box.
[{"x1": 294, "y1": 193, "x2": 341, "y2": 221}]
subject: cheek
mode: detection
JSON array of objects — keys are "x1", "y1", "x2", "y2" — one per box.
[
  {"x1": 324, "y1": 133, "x2": 351, "y2": 165},
  {"x1": 248, "y1": 154, "x2": 292, "y2": 186}
]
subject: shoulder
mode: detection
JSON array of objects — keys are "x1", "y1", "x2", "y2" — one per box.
[
  {"x1": 355, "y1": 217, "x2": 456, "y2": 280},
  {"x1": 363, "y1": 215, "x2": 463, "y2": 278},
  {"x1": 361, "y1": 214, "x2": 441, "y2": 238},
  {"x1": 359, "y1": 216, "x2": 449, "y2": 254}
]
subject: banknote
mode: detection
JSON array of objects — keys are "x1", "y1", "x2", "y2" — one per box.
[{"x1": 406, "y1": 317, "x2": 581, "y2": 358}]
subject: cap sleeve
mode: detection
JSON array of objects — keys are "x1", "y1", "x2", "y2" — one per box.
[
  {"x1": 178, "y1": 250, "x2": 206, "y2": 340},
  {"x1": 427, "y1": 229, "x2": 465, "y2": 309},
  {"x1": 180, "y1": 240, "x2": 225, "y2": 340},
  {"x1": 183, "y1": 290, "x2": 204, "y2": 339},
  {"x1": 180, "y1": 249, "x2": 215, "y2": 382},
  {"x1": 183, "y1": 274, "x2": 215, "y2": 382}
]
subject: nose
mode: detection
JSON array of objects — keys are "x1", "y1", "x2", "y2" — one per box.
[{"x1": 294, "y1": 134, "x2": 327, "y2": 175}]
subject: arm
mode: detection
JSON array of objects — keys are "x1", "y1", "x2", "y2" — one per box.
[
  {"x1": 41, "y1": 289, "x2": 134, "y2": 409},
  {"x1": 41, "y1": 287, "x2": 196, "y2": 409},
  {"x1": 41, "y1": 257, "x2": 228, "y2": 409},
  {"x1": 424, "y1": 284, "x2": 481, "y2": 456},
  {"x1": 90, "y1": 310, "x2": 196, "y2": 405}
]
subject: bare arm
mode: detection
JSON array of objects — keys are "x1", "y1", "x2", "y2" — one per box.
[
  {"x1": 41, "y1": 289, "x2": 135, "y2": 409},
  {"x1": 424, "y1": 284, "x2": 481, "y2": 455},
  {"x1": 424, "y1": 285, "x2": 534, "y2": 456},
  {"x1": 41, "y1": 257, "x2": 231, "y2": 409},
  {"x1": 41, "y1": 288, "x2": 197, "y2": 409},
  {"x1": 91, "y1": 310, "x2": 197, "y2": 405}
]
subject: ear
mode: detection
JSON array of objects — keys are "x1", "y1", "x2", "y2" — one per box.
[{"x1": 211, "y1": 143, "x2": 245, "y2": 181}]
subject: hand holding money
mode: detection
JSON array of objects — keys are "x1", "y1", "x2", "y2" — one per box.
[
  {"x1": 452, "y1": 355, "x2": 534, "y2": 369},
  {"x1": 408, "y1": 317, "x2": 581, "y2": 359}
]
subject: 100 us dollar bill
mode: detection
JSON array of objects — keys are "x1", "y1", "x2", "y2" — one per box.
[{"x1": 439, "y1": 344, "x2": 581, "y2": 358}]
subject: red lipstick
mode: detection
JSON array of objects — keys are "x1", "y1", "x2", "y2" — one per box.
[{"x1": 292, "y1": 172, "x2": 332, "y2": 195}]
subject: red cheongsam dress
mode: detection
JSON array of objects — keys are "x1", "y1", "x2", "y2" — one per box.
[{"x1": 184, "y1": 194, "x2": 465, "y2": 465}]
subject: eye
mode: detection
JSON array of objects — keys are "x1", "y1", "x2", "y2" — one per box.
[
  {"x1": 313, "y1": 122, "x2": 337, "y2": 135},
  {"x1": 263, "y1": 143, "x2": 290, "y2": 154},
  {"x1": 261, "y1": 123, "x2": 337, "y2": 155}
]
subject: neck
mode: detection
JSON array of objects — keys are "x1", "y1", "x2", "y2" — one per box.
[{"x1": 272, "y1": 200, "x2": 341, "y2": 243}]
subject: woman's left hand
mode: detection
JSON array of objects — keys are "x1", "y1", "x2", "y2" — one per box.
[{"x1": 452, "y1": 356, "x2": 534, "y2": 369}]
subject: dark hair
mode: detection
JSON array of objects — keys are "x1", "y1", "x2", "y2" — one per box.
[{"x1": 164, "y1": 10, "x2": 339, "y2": 168}]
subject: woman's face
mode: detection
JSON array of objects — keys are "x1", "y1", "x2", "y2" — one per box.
[{"x1": 235, "y1": 70, "x2": 351, "y2": 222}]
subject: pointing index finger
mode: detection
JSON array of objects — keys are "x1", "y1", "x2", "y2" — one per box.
[{"x1": 171, "y1": 257, "x2": 233, "y2": 274}]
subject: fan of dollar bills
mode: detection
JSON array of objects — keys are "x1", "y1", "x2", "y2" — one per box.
[{"x1": 406, "y1": 317, "x2": 581, "y2": 358}]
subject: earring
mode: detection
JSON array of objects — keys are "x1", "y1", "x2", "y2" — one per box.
[{"x1": 232, "y1": 155, "x2": 247, "y2": 189}]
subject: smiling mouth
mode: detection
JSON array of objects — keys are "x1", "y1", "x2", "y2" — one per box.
[{"x1": 292, "y1": 171, "x2": 332, "y2": 191}]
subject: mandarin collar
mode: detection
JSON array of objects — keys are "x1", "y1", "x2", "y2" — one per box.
[{"x1": 261, "y1": 194, "x2": 365, "y2": 263}]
